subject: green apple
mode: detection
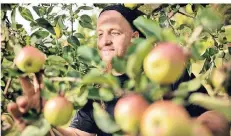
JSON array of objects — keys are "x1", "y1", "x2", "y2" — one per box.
[
  {"x1": 124, "y1": 3, "x2": 138, "y2": 10},
  {"x1": 44, "y1": 96, "x2": 73, "y2": 126},
  {"x1": 15, "y1": 46, "x2": 46, "y2": 73},
  {"x1": 143, "y1": 42, "x2": 187, "y2": 85},
  {"x1": 185, "y1": 4, "x2": 194, "y2": 15},
  {"x1": 114, "y1": 93, "x2": 149, "y2": 135},
  {"x1": 141, "y1": 101, "x2": 192, "y2": 136}
]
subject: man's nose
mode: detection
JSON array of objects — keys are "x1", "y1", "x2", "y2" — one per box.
[{"x1": 101, "y1": 34, "x2": 112, "y2": 46}]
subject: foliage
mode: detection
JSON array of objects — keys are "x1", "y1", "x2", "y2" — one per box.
[{"x1": 1, "y1": 3, "x2": 231, "y2": 136}]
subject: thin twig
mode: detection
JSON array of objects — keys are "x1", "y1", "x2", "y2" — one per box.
[
  {"x1": 3, "y1": 63, "x2": 15, "y2": 96},
  {"x1": 49, "y1": 77, "x2": 82, "y2": 82},
  {"x1": 3, "y1": 78, "x2": 12, "y2": 96},
  {"x1": 178, "y1": 11, "x2": 194, "y2": 18},
  {"x1": 165, "y1": 13, "x2": 178, "y2": 36},
  {"x1": 70, "y1": 4, "x2": 74, "y2": 36}
]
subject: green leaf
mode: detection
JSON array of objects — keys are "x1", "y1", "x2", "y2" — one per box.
[
  {"x1": 66, "y1": 70, "x2": 80, "y2": 78},
  {"x1": 174, "y1": 78, "x2": 201, "y2": 97},
  {"x1": 1, "y1": 58, "x2": 13, "y2": 69},
  {"x1": 224, "y1": 25, "x2": 231, "y2": 42},
  {"x1": 82, "y1": 69, "x2": 120, "y2": 89},
  {"x1": 191, "y1": 43, "x2": 203, "y2": 60},
  {"x1": 77, "y1": 46, "x2": 95, "y2": 61},
  {"x1": 43, "y1": 78, "x2": 57, "y2": 92},
  {"x1": 195, "y1": 7, "x2": 222, "y2": 32},
  {"x1": 66, "y1": 85, "x2": 88, "y2": 107},
  {"x1": 18, "y1": 6, "x2": 34, "y2": 21},
  {"x1": 78, "y1": 6, "x2": 93, "y2": 10},
  {"x1": 47, "y1": 55, "x2": 67, "y2": 66},
  {"x1": 80, "y1": 14, "x2": 92, "y2": 23},
  {"x1": 44, "y1": 67, "x2": 60, "y2": 77},
  {"x1": 112, "y1": 57, "x2": 127, "y2": 74},
  {"x1": 93, "y1": 102, "x2": 120, "y2": 133},
  {"x1": 201, "y1": 48, "x2": 218, "y2": 59},
  {"x1": 199, "y1": 58, "x2": 212, "y2": 74},
  {"x1": 99, "y1": 88, "x2": 114, "y2": 102},
  {"x1": 47, "y1": 6, "x2": 54, "y2": 14},
  {"x1": 35, "y1": 18, "x2": 55, "y2": 35},
  {"x1": 31, "y1": 30, "x2": 49, "y2": 39},
  {"x1": 32, "y1": 6, "x2": 46, "y2": 17},
  {"x1": 1, "y1": 80, "x2": 5, "y2": 87},
  {"x1": 67, "y1": 36, "x2": 80, "y2": 48},
  {"x1": 74, "y1": 33, "x2": 85, "y2": 38},
  {"x1": 21, "y1": 126, "x2": 40, "y2": 136},
  {"x1": 189, "y1": 93, "x2": 231, "y2": 121},
  {"x1": 161, "y1": 28, "x2": 177, "y2": 43},
  {"x1": 126, "y1": 38, "x2": 155, "y2": 79},
  {"x1": 33, "y1": 118, "x2": 51, "y2": 136},
  {"x1": 133, "y1": 16, "x2": 162, "y2": 40},
  {"x1": 88, "y1": 87, "x2": 101, "y2": 100},
  {"x1": 5, "y1": 68, "x2": 22, "y2": 77},
  {"x1": 11, "y1": 7, "x2": 16, "y2": 29},
  {"x1": 54, "y1": 15, "x2": 66, "y2": 29},
  {"x1": 79, "y1": 20, "x2": 93, "y2": 29}
]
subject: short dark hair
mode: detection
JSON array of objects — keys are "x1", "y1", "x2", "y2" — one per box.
[{"x1": 99, "y1": 4, "x2": 145, "y2": 38}]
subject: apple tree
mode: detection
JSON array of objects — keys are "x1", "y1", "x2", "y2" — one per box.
[{"x1": 1, "y1": 3, "x2": 231, "y2": 136}]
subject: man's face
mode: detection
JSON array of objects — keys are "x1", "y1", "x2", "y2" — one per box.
[{"x1": 97, "y1": 10, "x2": 135, "y2": 63}]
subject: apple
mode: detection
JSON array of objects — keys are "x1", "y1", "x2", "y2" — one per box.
[
  {"x1": 15, "y1": 46, "x2": 46, "y2": 73},
  {"x1": 140, "y1": 101, "x2": 192, "y2": 136},
  {"x1": 114, "y1": 93, "x2": 149, "y2": 134},
  {"x1": 44, "y1": 96, "x2": 73, "y2": 126},
  {"x1": 143, "y1": 42, "x2": 187, "y2": 85},
  {"x1": 124, "y1": 3, "x2": 138, "y2": 10}
]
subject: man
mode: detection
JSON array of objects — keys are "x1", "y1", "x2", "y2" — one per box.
[{"x1": 7, "y1": 4, "x2": 229, "y2": 136}]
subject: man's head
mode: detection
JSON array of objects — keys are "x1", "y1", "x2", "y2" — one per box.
[{"x1": 96, "y1": 4, "x2": 145, "y2": 64}]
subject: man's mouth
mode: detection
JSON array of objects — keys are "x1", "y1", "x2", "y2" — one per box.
[{"x1": 101, "y1": 48, "x2": 115, "y2": 56}]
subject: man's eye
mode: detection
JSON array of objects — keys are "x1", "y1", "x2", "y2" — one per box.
[
  {"x1": 111, "y1": 31, "x2": 120, "y2": 36},
  {"x1": 98, "y1": 33, "x2": 103, "y2": 37}
]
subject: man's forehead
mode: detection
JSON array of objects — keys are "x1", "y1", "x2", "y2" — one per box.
[{"x1": 97, "y1": 10, "x2": 130, "y2": 29}]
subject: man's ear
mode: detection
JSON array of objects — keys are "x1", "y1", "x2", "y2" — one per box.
[{"x1": 132, "y1": 31, "x2": 139, "y2": 38}]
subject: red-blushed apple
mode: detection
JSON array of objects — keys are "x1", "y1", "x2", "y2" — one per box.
[
  {"x1": 143, "y1": 42, "x2": 187, "y2": 85},
  {"x1": 44, "y1": 96, "x2": 73, "y2": 126},
  {"x1": 140, "y1": 100, "x2": 192, "y2": 136},
  {"x1": 15, "y1": 46, "x2": 46, "y2": 73},
  {"x1": 114, "y1": 93, "x2": 149, "y2": 135}
]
